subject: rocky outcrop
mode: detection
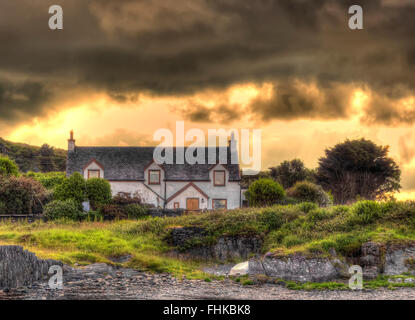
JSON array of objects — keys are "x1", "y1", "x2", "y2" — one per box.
[
  {"x1": 357, "y1": 242, "x2": 415, "y2": 278},
  {"x1": 187, "y1": 236, "x2": 263, "y2": 261},
  {"x1": 246, "y1": 254, "x2": 346, "y2": 283},
  {"x1": 168, "y1": 227, "x2": 263, "y2": 261},
  {"x1": 0, "y1": 246, "x2": 62, "y2": 289}
]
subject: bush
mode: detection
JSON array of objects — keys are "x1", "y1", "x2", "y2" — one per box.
[
  {"x1": 0, "y1": 175, "x2": 48, "y2": 215},
  {"x1": 288, "y1": 181, "x2": 332, "y2": 207},
  {"x1": 54, "y1": 172, "x2": 86, "y2": 206},
  {"x1": 259, "y1": 208, "x2": 284, "y2": 230},
  {"x1": 24, "y1": 171, "x2": 65, "y2": 190},
  {"x1": 112, "y1": 194, "x2": 142, "y2": 206},
  {"x1": 352, "y1": 200, "x2": 382, "y2": 224},
  {"x1": 298, "y1": 202, "x2": 318, "y2": 213},
  {"x1": 246, "y1": 179, "x2": 285, "y2": 207},
  {"x1": 86, "y1": 178, "x2": 112, "y2": 208},
  {"x1": 44, "y1": 199, "x2": 84, "y2": 221},
  {"x1": 0, "y1": 156, "x2": 19, "y2": 177},
  {"x1": 98, "y1": 204, "x2": 127, "y2": 219},
  {"x1": 125, "y1": 204, "x2": 148, "y2": 219}
]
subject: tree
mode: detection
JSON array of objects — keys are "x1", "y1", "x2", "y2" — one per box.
[
  {"x1": 0, "y1": 156, "x2": 19, "y2": 177},
  {"x1": 246, "y1": 178, "x2": 285, "y2": 207},
  {"x1": 287, "y1": 181, "x2": 332, "y2": 207},
  {"x1": 316, "y1": 139, "x2": 401, "y2": 204},
  {"x1": 270, "y1": 159, "x2": 314, "y2": 189},
  {"x1": 86, "y1": 178, "x2": 112, "y2": 208},
  {"x1": 54, "y1": 172, "x2": 87, "y2": 206}
]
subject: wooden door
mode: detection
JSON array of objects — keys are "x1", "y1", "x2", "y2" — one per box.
[{"x1": 186, "y1": 198, "x2": 199, "y2": 211}]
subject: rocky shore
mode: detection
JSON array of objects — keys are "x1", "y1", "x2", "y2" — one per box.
[{"x1": 1, "y1": 263, "x2": 415, "y2": 300}]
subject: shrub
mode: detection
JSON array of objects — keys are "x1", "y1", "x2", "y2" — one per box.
[
  {"x1": 24, "y1": 171, "x2": 65, "y2": 190},
  {"x1": 288, "y1": 181, "x2": 332, "y2": 207},
  {"x1": 298, "y1": 202, "x2": 318, "y2": 213},
  {"x1": 0, "y1": 175, "x2": 48, "y2": 215},
  {"x1": 44, "y1": 199, "x2": 84, "y2": 221},
  {"x1": 125, "y1": 204, "x2": 149, "y2": 219},
  {"x1": 86, "y1": 178, "x2": 112, "y2": 208},
  {"x1": 0, "y1": 156, "x2": 19, "y2": 177},
  {"x1": 98, "y1": 204, "x2": 127, "y2": 219},
  {"x1": 54, "y1": 172, "x2": 86, "y2": 206},
  {"x1": 112, "y1": 194, "x2": 142, "y2": 206},
  {"x1": 246, "y1": 179, "x2": 285, "y2": 207},
  {"x1": 352, "y1": 200, "x2": 382, "y2": 224},
  {"x1": 259, "y1": 208, "x2": 284, "y2": 230}
]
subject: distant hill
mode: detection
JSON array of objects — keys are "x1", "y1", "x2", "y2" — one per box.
[{"x1": 0, "y1": 138, "x2": 66, "y2": 173}]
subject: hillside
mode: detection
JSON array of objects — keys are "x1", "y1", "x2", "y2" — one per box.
[{"x1": 0, "y1": 137, "x2": 66, "y2": 172}]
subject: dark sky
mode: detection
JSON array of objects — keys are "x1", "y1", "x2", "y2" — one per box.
[{"x1": 1, "y1": 0, "x2": 414, "y2": 126}]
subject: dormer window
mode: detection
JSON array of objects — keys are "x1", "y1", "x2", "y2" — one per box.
[
  {"x1": 213, "y1": 170, "x2": 226, "y2": 186},
  {"x1": 149, "y1": 170, "x2": 161, "y2": 185},
  {"x1": 88, "y1": 170, "x2": 100, "y2": 179}
]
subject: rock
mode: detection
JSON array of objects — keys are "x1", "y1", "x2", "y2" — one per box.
[
  {"x1": 384, "y1": 246, "x2": 415, "y2": 276},
  {"x1": 229, "y1": 261, "x2": 249, "y2": 276},
  {"x1": 404, "y1": 278, "x2": 415, "y2": 283},
  {"x1": 0, "y1": 246, "x2": 62, "y2": 289},
  {"x1": 360, "y1": 242, "x2": 384, "y2": 279},
  {"x1": 261, "y1": 254, "x2": 339, "y2": 283},
  {"x1": 331, "y1": 259, "x2": 350, "y2": 279},
  {"x1": 248, "y1": 259, "x2": 266, "y2": 276}
]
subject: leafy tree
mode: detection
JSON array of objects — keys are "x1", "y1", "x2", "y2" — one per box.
[
  {"x1": 86, "y1": 178, "x2": 112, "y2": 208},
  {"x1": 270, "y1": 159, "x2": 314, "y2": 189},
  {"x1": 246, "y1": 178, "x2": 285, "y2": 207},
  {"x1": 287, "y1": 181, "x2": 332, "y2": 207},
  {"x1": 316, "y1": 139, "x2": 401, "y2": 204},
  {"x1": 24, "y1": 171, "x2": 66, "y2": 190},
  {"x1": 54, "y1": 172, "x2": 87, "y2": 205},
  {"x1": 0, "y1": 175, "x2": 48, "y2": 215},
  {"x1": 0, "y1": 156, "x2": 19, "y2": 177}
]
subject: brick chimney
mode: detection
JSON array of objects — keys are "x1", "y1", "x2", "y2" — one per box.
[{"x1": 68, "y1": 130, "x2": 75, "y2": 152}]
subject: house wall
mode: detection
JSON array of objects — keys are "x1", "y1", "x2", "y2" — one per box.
[
  {"x1": 165, "y1": 164, "x2": 241, "y2": 210},
  {"x1": 109, "y1": 181, "x2": 165, "y2": 208},
  {"x1": 166, "y1": 185, "x2": 208, "y2": 210}
]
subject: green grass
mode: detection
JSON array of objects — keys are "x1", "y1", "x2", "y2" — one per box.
[{"x1": 2, "y1": 200, "x2": 415, "y2": 284}]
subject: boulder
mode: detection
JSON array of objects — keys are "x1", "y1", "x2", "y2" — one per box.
[
  {"x1": 229, "y1": 261, "x2": 249, "y2": 276},
  {"x1": 384, "y1": 246, "x2": 415, "y2": 276},
  {"x1": 261, "y1": 253, "x2": 340, "y2": 282}
]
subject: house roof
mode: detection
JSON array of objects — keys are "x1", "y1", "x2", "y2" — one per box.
[{"x1": 66, "y1": 146, "x2": 241, "y2": 181}]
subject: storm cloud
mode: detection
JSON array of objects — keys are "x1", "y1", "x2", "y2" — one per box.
[{"x1": 1, "y1": 0, "x2": 415, "y2": 125}]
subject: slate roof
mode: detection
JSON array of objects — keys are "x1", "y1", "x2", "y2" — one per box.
[{"x1": 66, "y1": 146, "x2": 241, "y2": 182}]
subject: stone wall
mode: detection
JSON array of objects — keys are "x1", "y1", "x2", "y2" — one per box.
[{"x1": 0, "y1": 246, "x2": 62, "y2": 289}]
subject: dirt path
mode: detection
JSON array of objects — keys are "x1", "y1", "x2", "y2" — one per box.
[{"x1": 1, "y1": 263, "x2": 415, "y2": 300}]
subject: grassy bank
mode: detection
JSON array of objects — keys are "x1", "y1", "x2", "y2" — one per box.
[{"x1": 1, "y1": 200, "x2": 415, "y2": 285}]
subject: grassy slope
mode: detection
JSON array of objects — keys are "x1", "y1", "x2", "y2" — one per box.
[
  {"x1": 0, "y1": 137, "x2": 66, "y2": 172},
  {"x1": 2, "y1": 200, "x2": 415, "y2": 287}
]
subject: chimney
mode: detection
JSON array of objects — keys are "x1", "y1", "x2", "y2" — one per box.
[{"x1": 68, "y1": 130, "x2": 75, "y2": 152}]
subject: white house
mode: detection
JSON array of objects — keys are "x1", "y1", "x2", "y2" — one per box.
[{"x1": 66, "y1": 132, "x2": 242, "y2": 210}]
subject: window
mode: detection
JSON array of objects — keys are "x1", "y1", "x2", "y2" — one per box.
[
  {"x1": 213, "y1": 170, "x2": 225, "y2": 186},
  {"x1": 88, "y1": 170, "x2": 100, "y2": 179},
  {"x1": 148, "y1": 170, "x2": 161, "y2": 185},
  {"x1": 213, "y1": 199, "x2": 227, "y2": 210},
  {"x1": 174, "y1": 202, "x2": 180, "y2": 209}
]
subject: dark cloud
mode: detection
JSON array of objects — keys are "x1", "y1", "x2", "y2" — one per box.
[
  {"x1": 249, "y1": 81, "x2": 352, "y2": 121},
  {"x1": 0, "y1": 0, "x2": 415, "y2": 124},
  {"x1": 398, "y1": 133, "x2": 415, "y2": 164},
  {"x1": 0, "y1": 80, "x2": 51, "y2": 123},
  {"x1": 179, "y1": 102, "x2": 242, "y2": 123}
]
